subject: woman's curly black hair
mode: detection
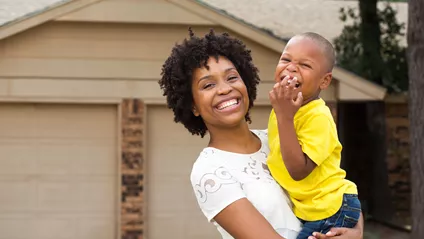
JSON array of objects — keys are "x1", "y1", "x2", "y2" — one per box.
[{"x1": 158, "y1": 28, "x2": 261, "y2": 137}]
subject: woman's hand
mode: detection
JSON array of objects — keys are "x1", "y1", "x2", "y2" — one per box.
[
  {"x1": 308, "y1": 213, "x2": 364, "y2": 239},
  {"x1": 308, "y1": 227, "x2": 360, "y2": 239}
]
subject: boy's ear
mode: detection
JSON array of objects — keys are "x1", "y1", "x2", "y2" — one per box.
[{"x1": 320, "y1": 73, "x2": 332, "y2": 90}]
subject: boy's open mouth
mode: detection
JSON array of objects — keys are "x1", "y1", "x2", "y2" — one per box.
[{"x1": 282, "y1": 75, "x2": 301, "y2": 88}]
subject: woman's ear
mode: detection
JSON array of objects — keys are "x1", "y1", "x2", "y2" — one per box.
[
  {"x1": 193, "y1": 106, "x2": 200, "y2": 117},
  {"x1": 320, "y1": 73, "x2": 332, "y2": 90}
]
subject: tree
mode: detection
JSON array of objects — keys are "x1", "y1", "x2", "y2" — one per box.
[
  {"x1": 334, "y1": 2, "x2": 408, "y2": 92},
  {"x1": 407, "y1": 0, "x2": 424, "y2": 236},
  {"x1": 333, "y1": 0, "x2": 408, "y2": 222}
]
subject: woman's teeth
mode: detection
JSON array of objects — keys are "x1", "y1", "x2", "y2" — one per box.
[{"x1": 217, "y1": 99, "x2": 238, "y2": 110}]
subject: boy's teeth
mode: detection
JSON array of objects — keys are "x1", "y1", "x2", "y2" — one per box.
[{"x1": 217, "y1": 99, "x2": 238, "y2": 110}]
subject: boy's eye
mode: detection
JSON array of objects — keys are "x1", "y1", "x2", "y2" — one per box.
[
  {"x1": 281, "y1": 58, "x2": 290, "y2": 62},
  {"x1": 301, "y1": 63, "x2": 311, "y2": 68}
]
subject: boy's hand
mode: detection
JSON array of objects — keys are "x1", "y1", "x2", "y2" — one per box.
[{"x1": 269, "y1": 76, "x2": 303, "y2": 120}]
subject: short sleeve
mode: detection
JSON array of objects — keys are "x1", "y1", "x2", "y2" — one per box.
[
  {"x1": 267, "y1": 110, "x2": 278, "y2": 147},
  {"x1": 190, "y1": 163, "x2": 246, "y2": 222},
  {"x1": 297, "y1": 114, "x2": 338, "y2": 166}
]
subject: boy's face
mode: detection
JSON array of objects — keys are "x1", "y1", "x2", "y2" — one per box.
[{"x1": 274, "y1": 37, "x2": 332, "y2": 104}]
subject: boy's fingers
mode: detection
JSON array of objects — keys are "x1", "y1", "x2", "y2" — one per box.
[
  {"x1": 293, "y1": 92, "x2": 303, "y2": 106},
  {"x1": 283, "y1": 77, "x2": 298, "y2": 99},
  {"x1": 269, "y1": 90, "x2": 277, "y2": 103},
  {"x1": 280, "y1": 75, "x2": 291, "y2": 87},
  {"x1": 290, "y1": 77, "x2": 299, "y2": 98}
]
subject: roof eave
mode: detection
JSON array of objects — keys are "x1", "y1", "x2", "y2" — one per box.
[{"x1": 0, "y1": 0, "x2": 104, "y2": 40}]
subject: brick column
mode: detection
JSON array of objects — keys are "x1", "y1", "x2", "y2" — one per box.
[
  {"x1": 385, "y1": 102, "x2": 411, "y2": 220},
  {"x1": 121, "y1": 99, "x2": 144, "y2": 239}
]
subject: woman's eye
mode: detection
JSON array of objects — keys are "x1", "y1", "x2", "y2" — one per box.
[
  {"x1": 228, "y1": 76, "x2": 238, "y2": 81},
  {"x1": 203, "y1": 83, "x2": 213, "y2": 89}
]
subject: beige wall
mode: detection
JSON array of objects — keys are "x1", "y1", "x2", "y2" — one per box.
[{"x1": 0, "y1": 21, "x2": 336, "y2": 104}]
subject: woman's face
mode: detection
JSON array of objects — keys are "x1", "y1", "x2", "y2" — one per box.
[{"x1": 191, "y1": 56, "x2": 250, "y2": 131}]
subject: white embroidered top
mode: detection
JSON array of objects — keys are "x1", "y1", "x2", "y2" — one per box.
[{"x1": 190, "y1": 130, "x2": 302, "y2": 239}]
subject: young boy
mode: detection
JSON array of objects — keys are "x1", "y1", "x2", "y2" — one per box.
[{"x1": 267, "y1": 32, "x2": 361, "y2": 239}]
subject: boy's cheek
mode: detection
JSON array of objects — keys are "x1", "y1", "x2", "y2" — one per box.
[{"x1": 274, "y1": 65, "x2": 285, "y2": 82}]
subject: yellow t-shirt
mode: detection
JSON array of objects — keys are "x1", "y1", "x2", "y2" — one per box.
[{"x1": 267, "y1": 98, "x2": 357, "y2": 221}]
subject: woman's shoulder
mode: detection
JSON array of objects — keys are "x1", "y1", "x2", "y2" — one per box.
[
  {"x1": 251, "y1": 129, "x2": 269, "y2": 154},
  {"x1": 251, "y1": 129, "x2": 268, "y2": 142},
  {"x1": 190, "y1": 148, "x2": 226, "y2": 182},
  {"x1": 250, "y1": 129, "x2": 268, "y2": 140}
]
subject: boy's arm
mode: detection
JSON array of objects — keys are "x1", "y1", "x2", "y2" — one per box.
[
  {"x1": 269, "y1": 77, "x2": 314, "y2": 181},
  {"x1": 275, "y1": 113, "x2": 316, "y2": 181},
  {"x1": 269, "y1": 77, "x2": 336, "y2": 181},
  {"x1": 275, "y1": 111, "x2": 338, "y2": 181}
]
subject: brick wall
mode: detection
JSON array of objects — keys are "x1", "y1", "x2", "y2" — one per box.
[
  {"x1": 385, "y1": 102, "x2": 411, "y2": 220},
  {"x1": 121, "y1": 99, "x2": 144, "y2": 239}
]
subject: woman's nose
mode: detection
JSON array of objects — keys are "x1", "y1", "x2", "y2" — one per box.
[{"x1": 217, "y1": 81, "x2": 232, "y2": 95}]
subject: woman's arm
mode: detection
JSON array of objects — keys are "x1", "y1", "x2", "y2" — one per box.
[
  {"x1": 191, "y1": 162, "x2": 286, "y2": 239},
  {"x1": 214, "y1": 198, "x2": 286, "y2": 239},
  {"x1": 309, "y1": 213, "x2": 364, "y2": 239}
]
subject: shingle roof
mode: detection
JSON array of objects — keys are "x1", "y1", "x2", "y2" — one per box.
[
  {"x1": 199, "y1": 0, "x2": 408, "y2": 45},
  {"x1": 0, "y1": 0, "x2": 407, "y2": 44},
  {"x1": 0, "y1": 0, "x2": 70, "y2": 27}
]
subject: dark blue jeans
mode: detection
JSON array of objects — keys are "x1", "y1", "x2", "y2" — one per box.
[{"x1": 296, "y1": 194, "x2": 361, "y2": 239}]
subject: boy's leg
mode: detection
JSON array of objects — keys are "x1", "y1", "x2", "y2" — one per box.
[
  {"x1": 332, "y1": 194, "x2": 362, "y2": 228},
  {"x1": 296, "y1": 220, "x2": 325, "y2": 239},
  {"x1": 297, "y1": 194, "x2": 361, "y2": 239}
]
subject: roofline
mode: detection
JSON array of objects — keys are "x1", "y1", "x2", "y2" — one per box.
[
  {"x1": 0, "y1": 0, "x2": 103, "y2": 40},
  {"x1": 167, "y1": 0, "x2": 387, "y2": 100},
  {"x1": 0, "y1": 0, "x2": 387, "y2": 100}
]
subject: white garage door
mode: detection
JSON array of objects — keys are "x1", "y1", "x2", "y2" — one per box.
[
  {"x1": 146, "y1": 105, "x2": 272, "y2": 239},
  {"x1": 0, "y1": 104, "x2": 118, "y2": 239}
]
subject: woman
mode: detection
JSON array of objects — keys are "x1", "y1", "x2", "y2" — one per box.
[{"x1": 158, "y1": 29, "x2": 363, "y2": 239}]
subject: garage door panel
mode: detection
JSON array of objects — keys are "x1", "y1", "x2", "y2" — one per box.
[
  {"x1": 0, "y1": 143, "x2": 37, "y2": 175},
  {"x1": 37, "y1": 181, "x2": 75, "y2": 211},
  {"x1": 0, "y1": 215, "x2": 116, "y2": 239},
  {"x1": 0, "y1": 105, "x2": 36, "y2": 138},
  {"x1": 77, "y1": 217, "x2": 115, "y2": 239},
  {"x1": 0, "y1": 217, "x2": 32, "y2": 239},
  {"x1": 31, "y1": 217, "x2": 76, "y2": 239},
  {"x1": 148, "y1": 177, "x2": 195, "y2": 213},
  {"x1": 34, "y1": 105, "x2": 115, "y2": 138},
  {"x1": 0, "y1": 181, "x2": 36, "y2": 212},
  {"x1": 184, "y1": 215, "x2": 219, "y2": 239},
  {"x1": 0, "y1": 104, "x2": 117, "y2": 239},
  {"x1": 37, "y1": 142, "x2": 115, "y2": 176},
  {"x1": 76, "y1": 179, "x2": 116, "y2": 212},
  {"x1": 148, "y1": 216, "x2": 186, "y2": 239},
  {"x1": 37, "y1": 176, "x2": 116, "y2": 213}
]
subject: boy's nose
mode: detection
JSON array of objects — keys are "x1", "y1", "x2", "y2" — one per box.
[{"x1": 286, "y1": 63, "x2": 297, "y2": 72}]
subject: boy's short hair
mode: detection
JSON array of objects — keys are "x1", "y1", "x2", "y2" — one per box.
[
  {"x1": 158, "y1": 28, "x2": 260, "y2": 137},
  {"x1": 294, "y1": 32, "x2": 336, "y2": 72}
]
